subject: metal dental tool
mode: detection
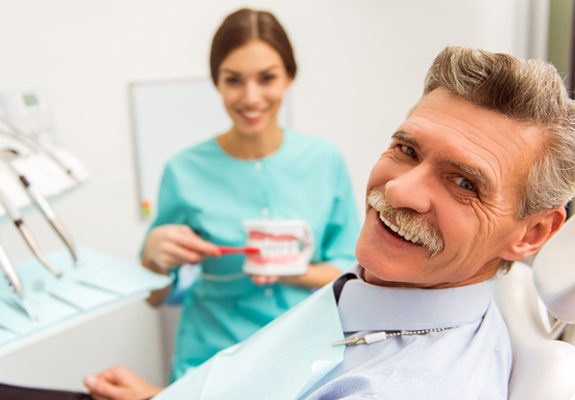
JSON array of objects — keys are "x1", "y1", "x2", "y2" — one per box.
[
  {"x1": 0, "y1": 115, "x2": 80, "y2": 183},
  {"x1": 0, "y1": 241, "x2": 37, "y2": 322},
  {"x1": 0, "y1": 188, "x2": 62, "y2": 278},
  {"x1": 0, "y1": 148, "x2": 79, "y2": 265}
]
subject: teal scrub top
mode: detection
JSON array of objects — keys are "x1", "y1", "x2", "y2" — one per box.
[{"x1": 149, "y1": 128, "x2": 360, "y2": 380}]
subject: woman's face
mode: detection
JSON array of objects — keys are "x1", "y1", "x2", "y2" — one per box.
[{"x1": 217, "y1": 39, "x2": 292, "y2": 137}]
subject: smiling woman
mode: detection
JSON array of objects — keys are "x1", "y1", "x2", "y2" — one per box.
[
  {"x1": 86, "y1": 7, "x2": 360, "y2": 392},
  {"x1": 216, "y1": 40, "x2": 291, "y2": 158}
]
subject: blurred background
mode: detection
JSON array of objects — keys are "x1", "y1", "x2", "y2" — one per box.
[{"x1": 0, "y1": 0, "x2": 572, "y2": 390}]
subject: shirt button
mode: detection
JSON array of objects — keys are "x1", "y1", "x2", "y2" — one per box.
[
  {"x1": 264, "y1": 288, "x2": 273, "y2": 297},
  {"x1": 254, "y1": 162, "x2": 262, "y2": 171},
  {"x1": 261, "y1": 208, "x2": 269, "y2": 218}
]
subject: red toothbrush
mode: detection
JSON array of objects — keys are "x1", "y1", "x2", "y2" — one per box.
[{"x1": 217, "y1": 246, "x2": 261, "y2": 255}]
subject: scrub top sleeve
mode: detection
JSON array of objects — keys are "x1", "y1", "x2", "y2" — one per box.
[
  {"x1": 151, "y1": 162, "x2": 188, "y2": 228},
  {"x1": 138, "y1": 162, "x2": 183, "y2": 257},
  {"x1": 319, "y1": 153, "x2": 360, "y2": 271},
  {"x1": 142, "y1": 162, "x2": 187, "y2": 304}
]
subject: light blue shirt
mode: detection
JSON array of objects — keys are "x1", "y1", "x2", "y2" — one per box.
[
  {"x1": 304, "y1": 268, "x2": 513, "y2": 399},
  {"x1": 155, "y1": 266, "x2": 512, "y2": 399}
]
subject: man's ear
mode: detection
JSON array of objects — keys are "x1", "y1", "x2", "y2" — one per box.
[{"x1": 501, "y1": 207, "x2": 566, "y2": 261}]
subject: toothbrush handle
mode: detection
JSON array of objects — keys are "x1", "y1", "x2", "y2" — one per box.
[{"x1": 217, "y1": 246, "x2": 260, "y2": 255}]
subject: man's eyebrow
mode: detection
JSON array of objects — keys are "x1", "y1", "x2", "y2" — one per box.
[
  {"x1": 392, "y1": 131, "x2": 491, "y2": 190},
  {"x1": 392, "y1": 131, "x2": 418, "y2": 146},
  {"x1": 449, "y1": 161, "x2": 491, "y2": 190}
]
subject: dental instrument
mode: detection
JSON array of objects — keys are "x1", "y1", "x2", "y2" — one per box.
[
  {"x1": 0, "y1": 241, "x2": 37, "y2": 322},
  {"x1": 0, "y1": 188, "x2": 62, "y2": 278},
  {"x1": 0, "y1": 115, "x2": 80, "y2": 182},
  {"x1": 216, "y1": 246, "x2": 261, "y2": 255},
  {"x1": 0, "y1": 148, "x2": 79, "y2": 265}
]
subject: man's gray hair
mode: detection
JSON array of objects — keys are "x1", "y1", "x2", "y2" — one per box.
[{"x1": 424, "y1": 46, "x2": 575, "y2": 219}]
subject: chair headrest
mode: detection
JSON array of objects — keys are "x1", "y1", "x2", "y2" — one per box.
[{"x1": 532, "y1": 215, "x2": 575, "y2": 324}]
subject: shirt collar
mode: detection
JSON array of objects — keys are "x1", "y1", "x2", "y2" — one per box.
[{"x1": 336, "y1": 265, "x2": 495, "y2": 332}]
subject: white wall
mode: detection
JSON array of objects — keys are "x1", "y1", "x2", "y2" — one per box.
[
  {"x1": 0, "y1": 0, "x2": 544, "y2": 390},
  {"x1": 0, "y1": 0, "x2": 539, "y2": 262}
]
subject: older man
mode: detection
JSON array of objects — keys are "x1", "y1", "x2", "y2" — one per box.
[{"x1": 85, "y1": 46, "x2": 575, "y2": 399}]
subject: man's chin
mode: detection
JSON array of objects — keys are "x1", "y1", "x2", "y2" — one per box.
[
  {"x1": 363, "y1": 268, "x2": 439, "y2": 288},
  {"x1": 362, "y1": 268, "x2": 415, "y2": 287},
  {"x1": 362, "y1": 268, "x2": 390, "y2": 286}
]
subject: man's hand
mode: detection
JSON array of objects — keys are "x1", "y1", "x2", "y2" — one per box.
[{"x1": 84, "y1": 365, "x2": 162, "y2": 400}]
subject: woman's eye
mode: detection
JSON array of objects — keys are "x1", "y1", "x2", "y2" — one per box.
[
  {"x1": 454, "y1": 176, "x2": 476, "y2": 192},
  {"x1": 224, "y1": 76, "x2": 242, "y2": 86},
  {"x1": 399, "y1": 144, "x2": 417, "y2": 160},
  {"x1": 259, "y1": 73, "x2": 276, "y2": 84}
]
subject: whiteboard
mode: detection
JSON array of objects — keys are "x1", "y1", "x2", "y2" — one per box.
[{"x1": 129, "y1": 77, "x2": 291, "y2": 219}]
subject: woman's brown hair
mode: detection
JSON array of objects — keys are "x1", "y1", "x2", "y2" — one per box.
[{"x1": 209, "y1": 8, "x2": 297, "y2": 85}]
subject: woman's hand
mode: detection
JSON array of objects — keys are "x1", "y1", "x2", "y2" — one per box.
[
  {"x1": 84, "y1": 365, "x2": 162, "y2": 400},
  {"x1": 141, "y1": 225, "x2": 221, "y2": 274},
  {"x1": 251, "y1": 275, "x2": 279, "y2": 286},
  {"x1": 250, "y1": 263, "x2": 342, "y2": 288}
]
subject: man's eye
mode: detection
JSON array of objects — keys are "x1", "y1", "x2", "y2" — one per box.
[
  {"x1": 454, "y1": 176, "x2": 476, "y2": 192},
  {"x1": 399, "y1": 144, "x2": 417, "y2": 160}
]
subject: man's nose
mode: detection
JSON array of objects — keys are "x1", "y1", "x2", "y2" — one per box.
[{"x1": 384, "y1": 165, "x2": 433, "y2": 214}]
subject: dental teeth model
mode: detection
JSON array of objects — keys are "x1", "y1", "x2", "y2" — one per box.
[{"x1": 242, "y1": 220, "x2": 314, "y2": 276}]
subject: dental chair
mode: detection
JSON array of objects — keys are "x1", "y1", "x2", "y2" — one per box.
[{"x1": 494, "y1": 216, "x2": 575, "y2": 400}]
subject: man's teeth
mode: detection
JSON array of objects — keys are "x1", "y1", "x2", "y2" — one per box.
[{"x1": 379, "y1": 214, "x2": 420, "y2": 245}]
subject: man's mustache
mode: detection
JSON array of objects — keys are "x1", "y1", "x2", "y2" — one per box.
[{"x1": 367, "y1": 188, "x2": 444, "y2": 256}]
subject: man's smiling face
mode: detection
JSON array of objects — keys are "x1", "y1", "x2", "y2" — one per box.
[{"x1": 356, "y1": 87, "x2": 546, "y2": 288}]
